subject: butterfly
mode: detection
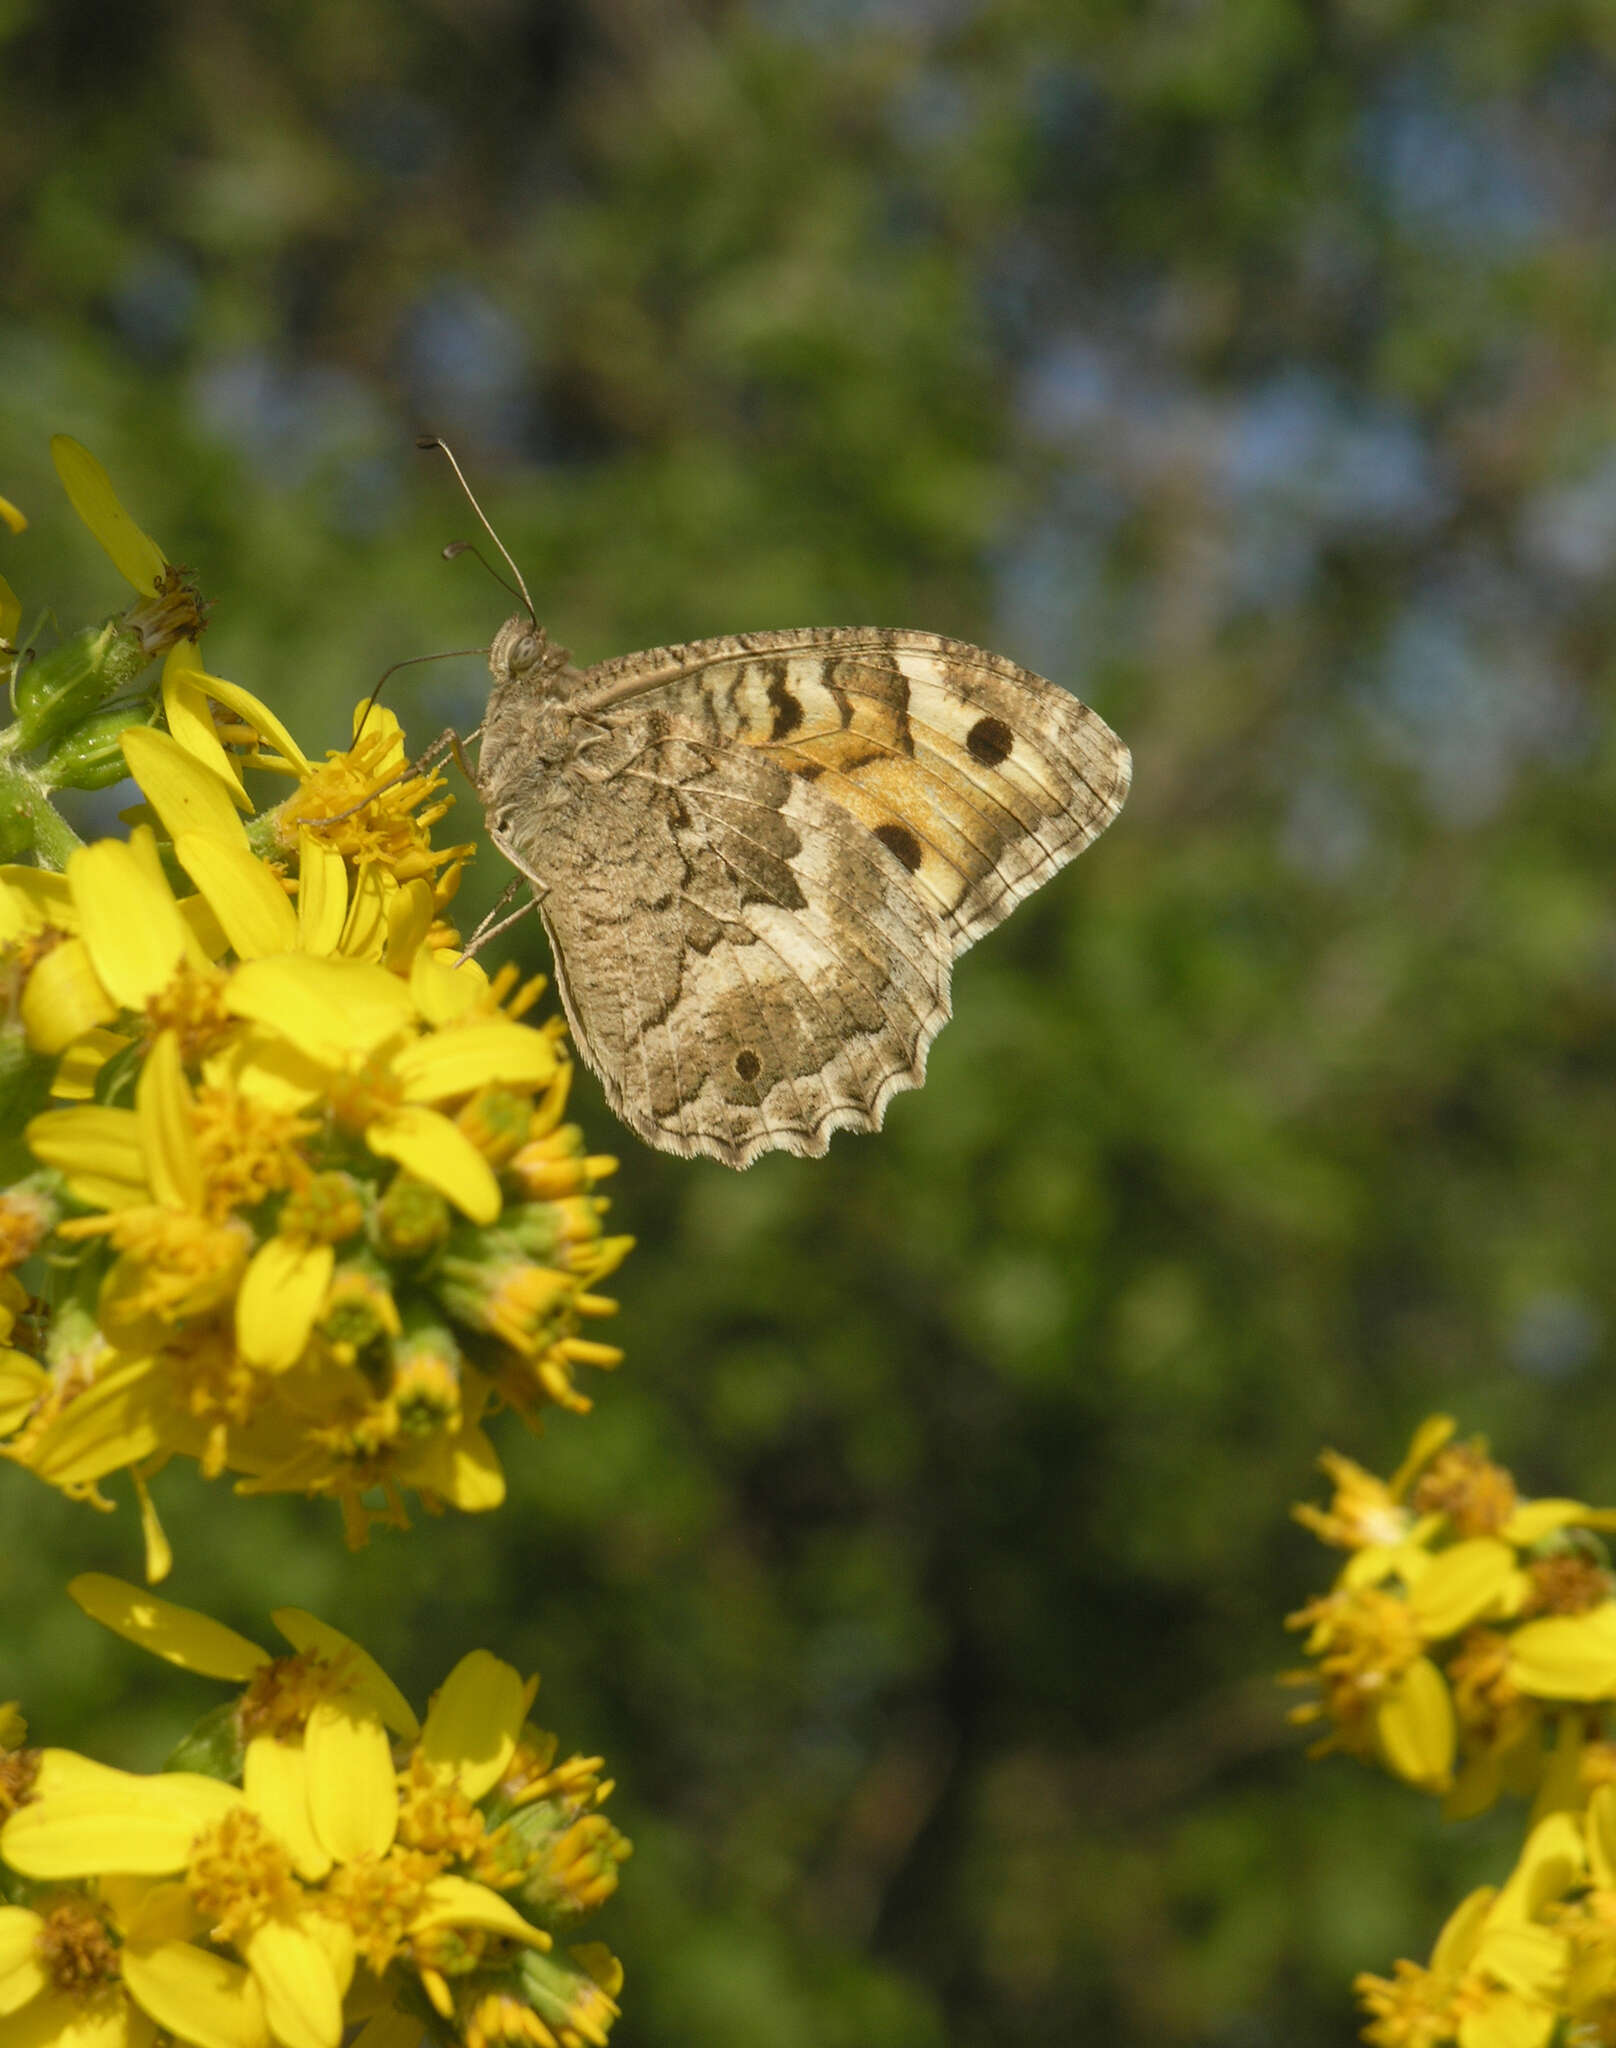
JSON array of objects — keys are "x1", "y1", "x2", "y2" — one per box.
[{"x1": 472, "y1": 615, "x2": 1130, "y2": 1168}]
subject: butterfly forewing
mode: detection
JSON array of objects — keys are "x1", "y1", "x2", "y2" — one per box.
[{"x1": 578, "y1": 628, "x2": 1130, "y2": 953}]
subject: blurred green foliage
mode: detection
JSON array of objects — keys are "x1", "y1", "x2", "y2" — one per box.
[{"x1": 6, "y1": 2, "x2": 1616, "y2": 2043}]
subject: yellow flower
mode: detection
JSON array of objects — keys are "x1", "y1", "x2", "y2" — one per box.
[
  {"x1": 2, "y1": 1581, "x2": 628, "y2": 2048},
  {"x1": 0, "y1": 1876, "x2": 197, "y2": 2048},
  {"x1": 1295, "y1": 1414, "x2": 1456, "y2": 1565},
  {"x1": 1509, "y1": 1605, "x2": 1616, "y2": 1702},
  {"x1": 1357, "y1": 1815, "x2": 1578, "y2": 2048},
  {"x1": 220, "y1": 952, "x2": 558, "y2": 1226},
  {"x1": 276, "y1": 700, "x2": 474, "y2": 890},
  {"x1": 1, "y1": 619, "x2": 629, "y2": 1563}
]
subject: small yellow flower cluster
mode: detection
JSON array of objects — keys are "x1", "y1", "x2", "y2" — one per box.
[
  {"x1": 1291, "y1": 1417, "x2": 1616, "y2": 2048},
  {"x1": 1355, "y1": 1793, "x2": 1616, "y2": 2048},
  {"x1": 1288, "y1": 1415, "x2": 1616, "y2": 1812},
  {"x1": 0, "y1": 1576, "x2": 629, "y2": 2048},
  {"x1": 0, "y1": 445, "x2": 630, "y2": 1573}
]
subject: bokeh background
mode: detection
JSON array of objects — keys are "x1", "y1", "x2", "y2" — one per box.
[{"x1": 6, "y1": 3, "x2": 1616, "y2": 2043}]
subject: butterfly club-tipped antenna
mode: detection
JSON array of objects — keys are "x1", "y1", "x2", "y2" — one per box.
[{"x1": 416, "y1": 435, "x2": 537, "y2": 624}]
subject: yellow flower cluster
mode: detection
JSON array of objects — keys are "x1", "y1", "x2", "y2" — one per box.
[
  {"x1": 1288, "y1": 1415, "x2": 1616, "y2": 1813},
  {"x1": 1291, "y1": 1417, "x2": 1616, "y2": 2048},
  {"x1": 0, "y1": 1577, "x2": 629, "y2": 2048},
  {"x1": 0, "y1": 445, "x2": 630, "y2": 1573}
]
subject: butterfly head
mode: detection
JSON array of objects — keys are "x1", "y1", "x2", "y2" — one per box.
[{"x1": 489, "y1": 615, "x2": 574, "y2": 695}]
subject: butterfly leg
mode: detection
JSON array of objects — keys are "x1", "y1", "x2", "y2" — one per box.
[{"x1": 458, "y1": 873, "x2": 543, "y2": 962}]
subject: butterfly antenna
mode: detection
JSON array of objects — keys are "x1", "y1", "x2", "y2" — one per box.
[
  {"x1": 354, "y1": 645, "x2": 489, "y2": 744},
  {"x1": 441, "y1": 539, "x2": 529, "y2": 614},
  {"x1": 417, "y1": 436, "x2": 536, "y2": 622}
]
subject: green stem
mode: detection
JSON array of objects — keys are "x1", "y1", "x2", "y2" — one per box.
[{"x1": 0, "y1": 758, "x2": 85, "y2": 868}]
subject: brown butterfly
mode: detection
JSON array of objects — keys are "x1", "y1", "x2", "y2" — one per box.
[{"x1": 432, "y1": 447, "x2": 1131, "y2": 1168}]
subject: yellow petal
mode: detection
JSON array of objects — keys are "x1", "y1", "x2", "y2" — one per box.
[
  {"x1": 133, "y1": 1469, "x2": 173, "y2": 1587},
  {"x1": 571, "y1": 1941, "x2": 624, "y2": 1998},
  {"x1": 27, "y1": 1105, "x2": 145, "y2": 1208},
  {"x1": 337, "y1": 862, "x2": 393, "y2": 963},
  {"x1": 51, "y1": 1026, "x2": 133, "y2": 1103},
  {"x1": 351, "y1": 697, "x2": 405, "y2": 754},
  {"x1": 269, "y1": 1611, "x2": 419, "y2": 1740},
  {"x1": 0, "y1": 496, "x2": 23, "y2": 535},
  {"x1": 1502, "y1": 1499, "x2": 1597, "y2": 1546},
  {"x1": 419, "y1": 1650, "x2": 527, "y2": 1800},
  {"x1": 1375, "y1": 1655, "x2": 1455, "y2": 1792},
  {"x1": 173, "y1": 832, "x2": 299, "y2": 959},
  {"x1": 1, "y1": 1759, "x2": 242, "y2": 1875},
  {"x1": 1428, "y1": 1885, "x2": 1497, "y2": 1976},
  {"x1": 137, "y1": 1030, "x2": 203, "y2": 1213},
  {"x1": 1387, "y1": 1414, "x2": 1456, "y2": 1498},
  {"x1": 383, "y1": 878, "x2": 436, "y2": 971},
  {"x1": 1455, "y1": 1985, "x2": 1557, "y2": 2048},
  {"x1": 3, "y1": 1987, "x2": 155, "y2": 2048},
  {"x1": 68, "y1": 833, "x2": 198, "y2": 1009},
  {"x1": 1589, "y1": 1783, "x2": 1616, "y2": 1890},
  {"x1": 162, "y1": 645, "x2": 250, "y2": 807},
  {"x1": 205, "y1": 1028, "x2": 325, "y2": 1113},
  {"x1": 225, "y1": 956, "x2": 414, "y2": 1061},
  {"x1": 20, "y1": 936, "x2": 119, "y2": 1055},
  {"x1": 243, "y1": 1736, "x2": 330, "y2": 1882},
  {"x1": 0, "y1": 1905, "x2": 46, "y2": 2015},
  {"x1": 122, "y1": 726, "x2": 248, "y2": 845},
  {"x1": 392, "y1": 1021, "x2": 558, "y2": 1103},
  {"x1": 51, "y1": 436, "x2": 166, "y2": 594},
  {"x1": 115, "y1": 1875, "x2": 204, "y2": 1946},
  {"x1": 67, "y1": 1574, "x2": 270, "y2": 1680},
  {"x1": 1407, "y1": 1539, "x2": 1519, "y2": 1638},
  {"x1": 22, "y1": 1356, "x2": 165, "y2": 1486},
  {"x1": 1477, "y1": 1922, "x2": 1570, "y2": 2002},
  {"x1": 0, "y1": 1351, "x2": 47, "y2": 1435},
  {"x1": 367, "y1": 1106, "x2": 500, "y2": 1223},
  {"x1": 0, "y1": 866, "x2": 77, "y2": 928},
  {"x1": 409, "y1": 948, "x2": 483, "y2": 1025},
  {"x1": 412, "y1": 1874, "x2": 550, "y2": 1947},
  {"x1": 122, "y1": 1936, "x2": 270, "y2": 2048},
  {"x1": 1491, "y1": 1812, "x2": 1584, "y2": 1927},
  {"x1": 295, "y1": 833, "x2": 348, "y2": 956},
  {"x1": 236, "y1": 1237, "x2": 333, "y2": 1371},
  {"x1": 412, "y1": 1420, "x2": 506, "y2": 1512},
  {"x1": 193, "y1": 670, "x2": 310, "y2": 775},
  {"x1": 303, "y1": 1700, "x2": 398, "y2": 1862},
  {"x1": 1509, "y1": 1606, "x2": 1616, "y2": 1699},
  {"x1": 241, "y1": 1917, "x2": 342, "y2": 2048}
]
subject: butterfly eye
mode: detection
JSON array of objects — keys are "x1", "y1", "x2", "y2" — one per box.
[{"x1": 513, "y1": 632, "x2": 543, "y2": 672}]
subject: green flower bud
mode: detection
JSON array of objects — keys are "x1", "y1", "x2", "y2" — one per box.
[
  {"x1": 12, "y1": 622, "x2": 148, "y2": 754},
  {"x1": 37, "y1": 697, "x2": 159, "y2": 791},
  {"x1": 375, "y1": 1173, "x2": 452, "y2": 1258}
]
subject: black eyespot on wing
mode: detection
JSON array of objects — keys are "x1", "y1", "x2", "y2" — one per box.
[
  {"x1": 874, "y1": 821, "x2": 923, "y2": 873},
  {"x1": 966, "y1": 715, "x2": 1013, "y2": 768},
  {"x1": 735, "y1": 1048, "x2": 762, "y2": 1083}
]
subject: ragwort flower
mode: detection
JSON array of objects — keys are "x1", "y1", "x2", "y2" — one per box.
[
  {"x1": 1290, "y1": 1419, "x2": 1616, "y2": 1816},
  {"x1": 0, "y1": 1578, "x2": 628, "y2": 2048},
  {"x1": 1, "y1": 647, "x2": 629, "y2": 1571}
]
